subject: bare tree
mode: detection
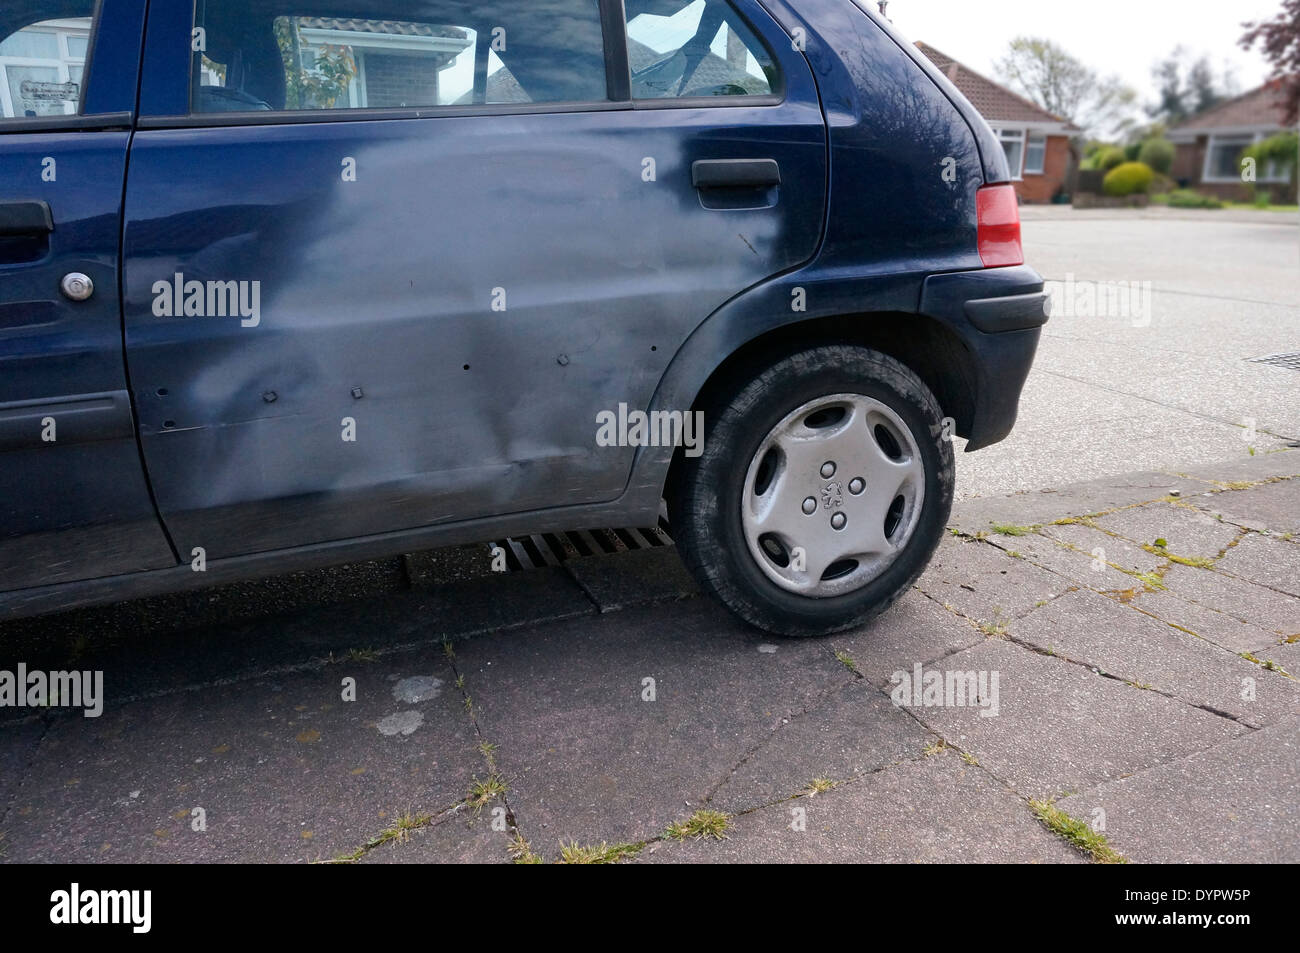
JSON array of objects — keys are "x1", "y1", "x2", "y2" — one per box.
[{"x1": 994, "y1": 37, "x2": 1137, "y2": 138}]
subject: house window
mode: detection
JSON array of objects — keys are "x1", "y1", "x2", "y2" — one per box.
[
  {"x1": 1205, "y1": 135, "x2": 1253, "y2": 182},
  {"x1": 993, "y1": 127, "x2": 1026, "y2": 179},
  {"x1": 1024, "y1": 132, "x2": 1047, "y2": 175},
  {"x1": 1204, "y1": 133, "x2": 1290, "y2": 184},
  {"x1": 192, "y1": 2, "x2": 607, "y2": 113},
  {"x1": 0, "y1": 17, "x2": 93, "y2": 119}
]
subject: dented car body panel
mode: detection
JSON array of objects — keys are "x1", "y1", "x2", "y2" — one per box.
[{"x1": 0, "y1": 0, "x2": 1044, "y2": 619}]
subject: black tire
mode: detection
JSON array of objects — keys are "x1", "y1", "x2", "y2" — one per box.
[{"x1": 671, "y1": 345, "x2": 955, "y2": 637}]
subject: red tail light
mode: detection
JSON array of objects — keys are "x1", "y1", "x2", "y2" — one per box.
[{"x1": 976, "y1": 184, "x2": 1023, "y2": 268}]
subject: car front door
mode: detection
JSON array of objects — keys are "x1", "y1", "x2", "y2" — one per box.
[
  {"x1": 0, "y1": 0, "x2": 176, "y2": 594},
  {"x1": 124, "y1": 0, "x2": 826, "y2": 561}
]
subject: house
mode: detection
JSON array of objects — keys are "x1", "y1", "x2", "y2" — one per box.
[
  {"x1": 1167, "y1": 81, "x2": 1297, "y2": 203},
  {"x1": 916, "y1": 42, "x2": 1080, "y2": 203},
  {"x1": 0, "y1": 17, "x2": 90, "y2": 118}
]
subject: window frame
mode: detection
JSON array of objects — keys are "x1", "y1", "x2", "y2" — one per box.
[
  {"x1": 991, "y1": 126, "x2": 1026, "y2": 181},
  {"x1": 1202, "y1": 131, "x2": 1290, "y2": 185},
  {"x1": 149, "y1": 0, "x2": 785, "y2": 129},
  {"x1": 0, "y1": 15, "x2": 94, "y2": 122},
  {"x1": 1023, "y1": 131, "x2": 1046, "y2": 175}
]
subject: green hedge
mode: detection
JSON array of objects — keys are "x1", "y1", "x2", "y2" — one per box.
[
  {"x1": 1102, "y1": 161, "x2": 1155, "y2": 197},
  {"x1": 1137, "y1": 139, "x2": 1175, "y2": 175}
]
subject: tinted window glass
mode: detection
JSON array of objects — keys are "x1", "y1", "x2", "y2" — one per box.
[
  {"x1": 625, "y1": 0, "x2": 776, "y2": 99},
  {"x1": 0, "y1": 6, "x2": 94, "y2": 119},
  {"x1": 192, "y1": 1, "x2": 607, "y2": 113}
]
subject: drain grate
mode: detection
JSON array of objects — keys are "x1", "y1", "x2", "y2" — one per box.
[
  {"x1": 491, "y1": 503, "x2": 673, "y2": 571},
  {"x1": 1248, "y1": 352, "x2": 1300, "y2": 371}
]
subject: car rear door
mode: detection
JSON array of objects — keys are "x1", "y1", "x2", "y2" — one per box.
[
  {"x1": 123, "y1": 0, "x2": 826, "y2": 560},
  {"x1": 0, "y1": 0, "x2": 176, "y2": 593}
]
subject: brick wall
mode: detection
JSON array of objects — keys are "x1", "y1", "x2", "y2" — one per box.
[
  {"x1": 1172, "y1": 136, "x2": 1297, "y2": 203},
  {"x1": 361, "y1": 53, "x2": 437, "y2": 108},
  {"x1": 1014, "y1": 135, "x2": 1071, "y2": 204}
]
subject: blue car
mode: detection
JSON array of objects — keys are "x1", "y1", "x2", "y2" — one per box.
[{"x1": 0, "y1": 0, "x2": 1047, "y2": 635}]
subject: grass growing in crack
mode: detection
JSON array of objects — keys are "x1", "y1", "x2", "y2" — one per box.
[
  {"x1": 1240, "y1": 652, "x2": 1292, "y2": 677},
  {"x1": 1143, "y1": 543, "x2": 1214, "y2": 569},
  {"x1": 960, "y1": 751, "x2": 979, "y2": 766},
  {"x1": 478, "y1": 741, "x2": 499, "y2": 771},
  {"x1": 665, "y1": 809, "x2": 730, "y2": 841},
  {"x1": 803, "y1": 777, "x2": 836, "y2": 796},
  {"x1": 991, "y1": 523, "x2": 1034, "y2": 537},
  {"x1": 507, "y1": 831, "x2": 542, "y2": 864},
  {"x1": 834, "y1": 650, "x2": 858, "y2": 674},
  {"x1": 1029, "y1": 799, "x2": 1128, "y2": 863},
  {"x1": 468, "y1": 775, "x2": 507, "y2": 813},
  {"x1": 923, "y1": 739, "x2": 948, "y2": 756},
  {"x1": 1134, "y1": 571, "x2": 1167, "y2": 591},
  {"x1": 326, "y1": 647, "x2": 376, "y2": 664},
  {"x1": 380, "y1": 811, "x2": 431, "y2": 845},
  {"x1": 454, "y1": 674, "x2": 466, "y2": 690},
  {"x1": 558, "y1": 840, "x2": 645, "y2": 864},
  {"x1": 1052, "y1": 516, "x2": 1099, "y2": 529},
  {"x1": 978, "y1": 615, "x2": 1010, "y2": 638},
  {"x1": 442, "y1": 640, "x2": 455, "y2": 661}
]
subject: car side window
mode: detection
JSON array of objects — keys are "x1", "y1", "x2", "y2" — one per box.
[
  {"x1": 191, "y1": 1, "x2": 608, "y2": 114},
  {"x1": 0, "y1": 6, "x2": 95, "y2": 119},
  {"x1": 624, "y1": 0, "x2": 777, "y2": 100}
]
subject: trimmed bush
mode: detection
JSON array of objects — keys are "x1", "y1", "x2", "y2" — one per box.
[
  {"x1": 1102, "y1": 161, "x2": 1155, "y2": 197},
  {"x1": 1166, "y1": 189, "x2": 1223, "y2": 209},
  {"x1": 1137, "y1": 138, "x2": 1175, "y2": 175},
  {"x1": 1097, "y1": 147, "x2": 1127, "y2": 171}
]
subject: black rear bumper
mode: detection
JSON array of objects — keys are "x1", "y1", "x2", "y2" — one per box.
[{"x1": 919, "y1": 265, "x2": 1050, "y2": 452}]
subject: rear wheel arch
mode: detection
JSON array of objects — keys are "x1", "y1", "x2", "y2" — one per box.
[{"x1": 664, "y1": 311, "x2": 977, "y2": 505}]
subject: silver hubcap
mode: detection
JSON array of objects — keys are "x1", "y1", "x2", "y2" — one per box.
[{"x1": 741, "y1": 393, "x2": 926, "y2": 598}]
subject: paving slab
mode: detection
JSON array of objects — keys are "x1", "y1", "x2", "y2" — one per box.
[
  {"x1": 1194, "y1": 477, "x2": 1300, "y2": 536},
  {"x1": 1158, "y1": 564, "x2": 1300, "y2": 637},
  {"x1": 0, "y1": 719, "x2": 46, "y2": 830},
  {"x1": 1132, "y1": 589, "x2": 1283, "y2": 654},
  {"x1": 355, "y1": 804, "x2": 511, "y2": 864},
  {"x1": 1057, "y1": 716, "x2": 1300, "y2": 863},
  {"x1": 1093, "y1": 501, "x2": 1242, "y2": 559},
  {"x1": 0, "y1": 654, "x2": 482, "y2": 863},
  {"x1": 638, "y1": 749, "x2": 1084, "y2": 864},
  {"x1": 1037, "y1": 522, "x2": 1165, "y2": 576},
  {"x1": 707, "y1": 678, "x2": 933, "y2": 814},
  {"x1": 903, "y1": 639, "x2": 1245, "y2": 799},
  {"x1": 564, "y1": 545, "x2": 699, "y2": 613},
  {"x1": 0, "y1": 567, "x2": 597, "y2": 727},
  {"x1": 1259, "y1": 640, "x2": 1300, "y2": 676},
  {"x1": 948, "y1": 470, "x2": 1204, "y2": 535},
  {"x1": 829, "y1": 589, "x2": 986, "y2": 688},
  {"x1": 999, "y1": 528, "x2": 1145, "y2": 592},
  {"x1": 915, "y1": 536, "x2": 1075, "y2": 625},
  {"x1": 1012, "y1": 589, "x2": 1300, "y2": 727},
  {"x1": 453, "y1": 598, "x2": 850, "y2": 855},
  {"x1": 1215, "y1": 532, "x2": 1300, "y2": 599}
]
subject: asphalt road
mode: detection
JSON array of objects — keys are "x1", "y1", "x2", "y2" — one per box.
[{"x1": 957, "y1": 206, "x2": 1300, "y2": 500}]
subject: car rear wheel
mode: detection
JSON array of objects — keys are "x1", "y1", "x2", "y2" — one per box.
[{"x1": 672, "y1": 345, "x2": 955, "y2": 637}]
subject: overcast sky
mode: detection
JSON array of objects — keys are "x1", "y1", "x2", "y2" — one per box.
[{"x1": 883, "y1": 0, "x2": 1283, "y2": 110}]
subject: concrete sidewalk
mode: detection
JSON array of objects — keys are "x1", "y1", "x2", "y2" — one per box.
[{"x1": 1, "y1": 451, "x2": 1297, "y2": 864}]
